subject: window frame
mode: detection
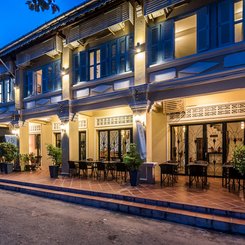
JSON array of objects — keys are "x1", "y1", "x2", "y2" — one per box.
[{"x1": 24, "y1": 60, "x2": 61, "y2": 98}]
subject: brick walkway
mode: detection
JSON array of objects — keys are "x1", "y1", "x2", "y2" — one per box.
[{"x1": 0, "y1": 170, "x2": 245, "y2": 214}]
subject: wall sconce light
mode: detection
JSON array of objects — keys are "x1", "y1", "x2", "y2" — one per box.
[
  {"x1": 183, "y1": 126, "x2": 186, "y2": 133},
  {"x1": 135, "y1": 42, "x2": 145, "y2": 54},
  {"x1": 134, "y1": 114, "x2": 146, "y2": 127},
  {"x1": 60, "y1": 123, "x2": 66, "y2": 132},
  {"x1": 241, "y1": 121, "x2": 244, "y2": 130},
  {"x1": 12, "y1": 128, "x2": 19, "y2": 136},
  {"x1": 61, "y1": 67, "x2": 69, "y2": 76}
]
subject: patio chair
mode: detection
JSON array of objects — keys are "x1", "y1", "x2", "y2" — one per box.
[
  {"x1": 96, "y1": 161, "x2": 106, "y2": 180},
  {"x1": 159, "y1": 163, "x2": 178, "y2": 186},
  {"x1": 115, "y1": 162, "x2": 128, "y2": 182},
  {"x1": 68, "y1": 161, "x2": 78, "y2": 177},
  {"x1": 79, "y1": 161, "x2": 88, "y2": 178},
  {"x1": 188, "y1": 164, "x2": 207, "y2": 188}
]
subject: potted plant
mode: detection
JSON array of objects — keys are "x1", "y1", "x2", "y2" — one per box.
[
  {"x1": 19, "y1": 153, "x2": 30, "y2": 171},
  {"x1": 46, "y1": 144, "x2": 62, "y2": 178},
  {"x1": 0, "y1": 142, "x2": 18, "y2": 174},
  {"x1": 232, "y1": 145, "x2": 245, "y2": 176},
  {"x1": 123, "y1": 143, "x2": 143, "y2": 186}
]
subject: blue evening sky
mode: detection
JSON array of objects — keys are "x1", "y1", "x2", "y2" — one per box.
[{"x1": 0, "y1": 1, "x2": 84, "y2": 48}]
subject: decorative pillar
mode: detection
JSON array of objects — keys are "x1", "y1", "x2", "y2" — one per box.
[
  {"x1": 57, "y1": 100, "x2": 75, "y2": 174},
  {"x1": 134, "y1": 3, "x2": 147, "y2": 86}
]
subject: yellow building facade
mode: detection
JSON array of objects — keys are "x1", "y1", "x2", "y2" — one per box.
[{"x1": 0, "y1": 0, "x2": 244, "y2": 178}]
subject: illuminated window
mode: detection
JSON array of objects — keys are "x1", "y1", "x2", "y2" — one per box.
[
  {"x1": 175, "y1": 15, "x2": 197, "y2": 58},
  {"x1": 234, "y1": 0, "x2": 243, "y2": 43},
  {"x1": 5, "y1": 79, "x2": 11, "y2": 102},
  {"x1": 34, "y1": 69, "x2": 42, "y2": 95},
  {"x1": 89, "y1": 49, "x2": 101, "y2": 80}
]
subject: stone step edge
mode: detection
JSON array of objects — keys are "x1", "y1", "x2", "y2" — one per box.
[
  {"x1": 0, "y1": 182, "x2": 244, "y2": 235},
  {"x1": 0, "y1": 178, "x2": 244, "y2": 220}
]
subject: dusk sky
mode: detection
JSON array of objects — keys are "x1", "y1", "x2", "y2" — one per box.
[{"x1": 0, "y1": 1, "x2": 84, "y2": 48}]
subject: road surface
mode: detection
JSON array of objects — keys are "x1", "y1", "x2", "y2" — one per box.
[{"x1": 0, "y1": 190, "x2": 244, "y2": 245}]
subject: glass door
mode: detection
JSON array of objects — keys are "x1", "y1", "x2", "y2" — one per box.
[
  {"x1": 171, "y1": 126, "x2": 186, "y2": 174},
  {"x1": 99, "y1": 129, "x2": 132, "y2": 161},
  {"x1": 226, "y1": 122, "x2": 244, "y2": 162},
  {"x1": 188, "y1": 125, "x2": 205, "y2": 162},
  {"x1": 207, "y1": 123, "x2": 223, "y2": 176},
  {"x1": 79, "y1": 131, "x2": 86, "y2": 160},
  {"x1": 29, "y1": 134, "x2": 41, "y2": 156}
]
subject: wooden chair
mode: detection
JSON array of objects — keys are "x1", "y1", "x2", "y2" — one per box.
[
  {"x1": 68, "y1": 161, "x2": 78, "y2": 177},
  {"x1": 79, "y1": 161, "x2": 88, "y2": 178},
  {"x1": 115, "y1": 162, "x2": 128, "y2": 182},
  {"x1": 96, "y1": 162, "x2": 106, "y2": 180}
]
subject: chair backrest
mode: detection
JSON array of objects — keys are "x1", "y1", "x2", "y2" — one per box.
[
  {"x1": 189, "y1": 165, "x2": 205, "y2": 176},
  {"x1": 116, "y1": 162, "x2": 127, "y2": 171},
  {"x1": 79, "y1": 161, "x2": 88, "y2": 170},
  {"x1": 87, "y1": 158, "x2": 93, "y2": 161},
  {"x1": 68, "y1": 161, "x2": 76, "y2": 169},
  {"x1": 97, "y1": 162, "x2": 105, "y2": 171}
]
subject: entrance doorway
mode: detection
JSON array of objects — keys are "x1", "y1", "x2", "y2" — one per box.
[
  {"x1": 79, "y1": 131, "x2": 86, "y2": 160},
  {"x1": 29, "y1": 134, "x2": 41, "y2": 156},
  {"x1": 98, "y1": 128, "x2": 132, "y2": 161},
  {"x1": 171, "y1": 121, "x2": 245, "y2": 177}
]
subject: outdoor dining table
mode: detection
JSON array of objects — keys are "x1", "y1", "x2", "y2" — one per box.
[
  {"x1": 187, "y1": 162, "x2": 208, "y2": 188},
  {"x1": 159, "y1": 161, "x2": 179, "y2": 186},
  {"x1": 103, "y1": 160, "x2": 118, "y2": 179},
  {"x1": 74, "y1": 160, "x2": 102, "y2": 178}
]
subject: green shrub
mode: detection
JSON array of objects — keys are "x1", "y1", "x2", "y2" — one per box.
[
  {"x1": 46, "y1": 144, "x2": 62, "y2": 166},
  {"x1": 232, "y1": 145, "x2": 245, "y2": 175},
  {"x1": 0, "y1": 142, "x2": 18, "y2": 162},
  {"x1": 123, "y1": 143, "x2": 143, "y2": 171}
]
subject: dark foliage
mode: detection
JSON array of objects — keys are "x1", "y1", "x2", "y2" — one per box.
[{"x1": 26, "y1": 0, "x2": 60, "y2": 14}]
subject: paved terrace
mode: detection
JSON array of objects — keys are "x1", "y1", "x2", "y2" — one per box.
[{"x1": 0, "y1": 170, "x2": 244, "y2": 214}]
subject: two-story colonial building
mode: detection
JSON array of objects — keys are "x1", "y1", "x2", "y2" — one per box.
[{"x1": 0, "y1": 0, "x2": 244, "y2": 178}]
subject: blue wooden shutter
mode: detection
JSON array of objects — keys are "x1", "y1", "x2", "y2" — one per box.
[
  {"x1": 80, "y1": 51, "x2": 88, "y2": 82},
  {"x1": 109, "y1": 40, "x2": 118, "y2": 75},
  {"x1": 100, "y1": 44, "x2": 108, "y2": 78},
  {"x1": 53, "y1": 60, "x2": 61, "y2": 90},
  {"x1": 73, "y1": 53, "x2": 80, "y2": 84},
  {"x1": 197, "y1": 6, "x2": 210, "y2": 52},
  {"x1": 149, "y1": 25, "x2": 161, "y2": 64},
  {"x1": 119, "y1": 36, "x2": 127, "y2": 73},
  {"x1": 126, "y1": 35, "x2": 134, "y2": 72},
  {"x1": 24, "y1": 70, "x2": 33, "y2": 97},
  {"x1": 218, "y1": 0, "x2": 233, "y2": 46},
  {"x1": 162, "y1": 20, "x2": 174, "y2": 60}
]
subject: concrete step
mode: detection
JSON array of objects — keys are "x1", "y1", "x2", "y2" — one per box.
[
  {"x1": 0, "y1": 178, "x2": 244, "y2": 221},
  {"x1": 0, "y1": 181, "x2": 244, "y2": 235}
]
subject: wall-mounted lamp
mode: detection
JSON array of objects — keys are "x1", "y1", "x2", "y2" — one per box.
[
  {"x1": 134, "y1": 113, "x2": 146, "y2": 127},
  {"x1": 135, "y1": 42, "x2": 145, "y2": 54},
  {"x1": 241, "y1": 121, "x2": 244, "y2": 130},
  {"x1": 60, "y1": 123, "x2": 66, "y2": 132},
  {"x1": 61, "y1": 67, "x2": 69, "y2": 76},
  {"x1": 12, "y1": 128, "x2": 19, "y2": 136}
]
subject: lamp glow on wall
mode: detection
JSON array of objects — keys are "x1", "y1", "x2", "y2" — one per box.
[
  {"x1": 61, "y1": 67, "x2": 69, "y2": 76},
  {"x1": 241, "y1": 121, "x2": 244, "y2": 130},
  {"x1": 60, "y1": 123, "x2": 66, "y2": 132},
  {"x1": 134, "y1": 113, "x2": 146, "y2": 127},
  {"x1": 135, "y1": 42, "x2": 145, "y2": 54},
  {"x1": 12, "y1": 127, "x2": 19, "y2": 136}
]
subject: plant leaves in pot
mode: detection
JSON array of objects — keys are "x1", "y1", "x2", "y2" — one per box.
[
  {"x1": 46, "y1": 144, "x2": 62, "y2": 178},
  {"x1": 123, "y1": 143, "x2": 143, "y2": 186},
  {"x1": 0, "y1": 142, "x2": 18, "y2": 174}
]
